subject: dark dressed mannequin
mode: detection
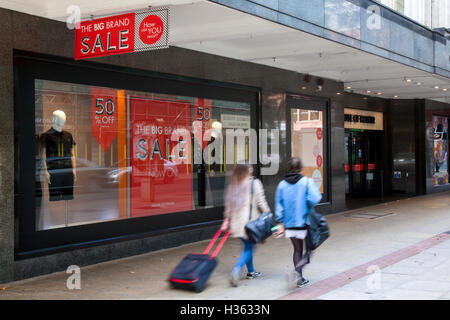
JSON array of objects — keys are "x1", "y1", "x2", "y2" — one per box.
[{"x1": 40, "y1": 110, "x2": 77, "y2": 202}]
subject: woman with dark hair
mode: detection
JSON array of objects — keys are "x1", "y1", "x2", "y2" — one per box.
[
  {"x1": 220, "y1": 163, "x2": 270, "y2": 287},
  {"x1": 274, "y1": 157, "x2": 322, "y2": 288}
]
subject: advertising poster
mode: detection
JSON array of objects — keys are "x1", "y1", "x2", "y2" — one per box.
[
  {"x1": 433, "y1": 115, "x2": 449, "y2": 186},
  {"x1": 91, "y1": 87, "x2": 118, "y2": 152},
  {"x1": 75, "y1": 8, "x2": 169, "y2": 60},
  {"x1": 130, "y1": 97, "x2": 193, "y2": 217}
]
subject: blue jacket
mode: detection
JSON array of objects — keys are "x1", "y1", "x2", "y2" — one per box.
[{"x1": 274, "y1": 176, "x2": 322, "y2": 228}]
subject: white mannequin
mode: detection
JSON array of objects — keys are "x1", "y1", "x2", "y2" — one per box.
[
  {"x1": 42, "y1": 110, "x2": 77, "y2": 184},
  {"x1": 52, "y1": 110, "x2": 67, "y2": 132}
]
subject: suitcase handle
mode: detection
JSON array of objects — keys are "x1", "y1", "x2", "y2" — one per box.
[{"x1": 203, "y1": 229, "x2": 230, "y2": 258}]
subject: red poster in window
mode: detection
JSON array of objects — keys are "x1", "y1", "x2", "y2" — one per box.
[
  {"x1": 316, "y1": 154, "x2": 323, "y2": 168},
  {"x1": 91, "y1": 87, "x2": 118, "y2": 152},
  {"x1": 130, "y1": 97, "x2": 193, "y2": 217},
  {"x1": 368, "y1": 163, "x2": 376, "y2": 170},
  {"x1": 193, "y1": 98, "x2": 213, "y2": 150},
  {"x1": 316, "y1": 128, "x2": 323, "y2": 140}
]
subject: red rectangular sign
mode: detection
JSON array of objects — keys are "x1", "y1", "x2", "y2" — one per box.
[
  {"x1": 130, "y1": 97, "x2": 193, "y2": 217},
  {"x1": 75, "y1": 13, "x2": 135, "y2": 60},
  {"x1": 75, "y1": 8, "x2": 169, "y2": 60}
]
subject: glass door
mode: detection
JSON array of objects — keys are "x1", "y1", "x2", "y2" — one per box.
[{"x1": 345, "y1": 130, "x2": 382, "y2": 197}]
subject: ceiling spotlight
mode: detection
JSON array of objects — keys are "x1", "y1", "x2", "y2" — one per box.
[
  {"x1": 443, "y1": 88, "x2": 448, "y2": 92},
  {"x1": 301, "y1": 86, "x2": 307, "y2": 90},
  {"x1": 336, "y1": 92, "x2": 342, "y2": 95},
  {"x1": 377, "y1": 92, "x2": 382, "y2": 95},
  {"x1": 367, "y1": 90, "x2": 372, "y2": 94},
  {"x1": 417, "y1": 82, "x2": 422, "y2": 85},
  {"x1": 406, "y1": 79, "x2": 412, "y2": 82},
  {"x1": 394, "y1": 95, "x2": 399, "y2": 98},
  {"x1": 346, "y1": 86, "x2": 352, "y2": 89}
]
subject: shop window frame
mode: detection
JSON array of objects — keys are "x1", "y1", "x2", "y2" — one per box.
[
  {"x1": 286, "y1": 94, "x2": 331, "y2": 204},
  {"x1": 14, "y1": 50, "x2": 260, "y2": 258}
]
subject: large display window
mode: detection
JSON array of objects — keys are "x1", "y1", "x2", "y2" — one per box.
[
  {"x1": 15, "y1": 52, "x2": 258, "y2": 255},
  {"x1": 287, "y1": 95, "x2": 329, "y2": 202},
  {"x1": 35, "y1": 80, "x2": 251, "y2": 230},
  {"x1": 433, "y1": 115, "x2": 449, "y2": 186}
]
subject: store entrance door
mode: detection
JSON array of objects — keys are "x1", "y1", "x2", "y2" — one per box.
[{"x1": 345, "y1": 130, "x2": 382, "y2": 197}]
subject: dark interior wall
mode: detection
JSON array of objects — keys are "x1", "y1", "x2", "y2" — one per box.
[
  {"x1": 388, "y1": 99, "x2": 420, "y2": 195},
  {"x1": 0, "y1": 7, "x2": 403, "y2": 282},
  {"x1": 425, "y1": 100, "x2": 450, "y2": 194}
]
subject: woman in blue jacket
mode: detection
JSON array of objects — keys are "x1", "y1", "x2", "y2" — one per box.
[{"x1": 274, "y1": 157, "x2": 322, "y2": 288}]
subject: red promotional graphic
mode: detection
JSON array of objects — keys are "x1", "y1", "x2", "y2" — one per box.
[
  {"x1": 91, "y1": 87, "x2": 118, "y2": 152},
  {"x1": 75, "y1": 13, "x2": 135, "y2": 60},
  {"x1": 316, "y1": 127, "x2": 323, "y2": 140},
  {"x1": 75, "y1": 8, "x2": 169, "y2": 60},
  {"x1": 316, "y1": 154, "x2": 323, "y2": 168},
  {"x1": 194, "y1": 98, "x2": 213, "y2": 150},
  {"x1": 139, "y1": 15, "x2": 164, "y2": 45},
  {"x1": 130, "y1": 97, "x2": 193, "y2": 217}
]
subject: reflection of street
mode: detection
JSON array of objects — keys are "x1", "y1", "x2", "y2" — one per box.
[
  {"x1": 131, "y1": 176, "x2": 192, "y2": 217},
  {"x1": 37, "y1": 189, "x2": 119, "y2": 230}
]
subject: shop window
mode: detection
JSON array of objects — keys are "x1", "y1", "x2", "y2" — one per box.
[
  {"x1": 35, "y1": 79, "x2": 251, "y2": 230},
  {"x1": 433, "y1": 115, "x2": 449, "y2": 186},
  {"x1": 290, "y1": 108, "x2": 325, "y2": 194}
]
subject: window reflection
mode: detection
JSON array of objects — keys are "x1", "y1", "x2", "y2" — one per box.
[{"x1": 35, "y1": 79, "x2": 251, "y2": 230}]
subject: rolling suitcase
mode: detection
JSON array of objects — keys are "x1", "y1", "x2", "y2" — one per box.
[{"x1": 168, "y1": 229, "x2": 230, "y2": 292}]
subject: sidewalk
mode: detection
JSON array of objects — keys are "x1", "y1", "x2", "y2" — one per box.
[{"x1": 1, "y1": 191, "x2": 450, "y2": 300}]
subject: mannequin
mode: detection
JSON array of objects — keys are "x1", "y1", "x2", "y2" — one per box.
[{"x1": 40, "y1": 110, "x2": 76, "y2": 226}]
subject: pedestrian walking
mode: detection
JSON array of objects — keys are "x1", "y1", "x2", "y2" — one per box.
[
  {"x1": 220, "y1": 163, "x2": 271, "y2": 287},
  {"x1": 273, "y1": 157, "x2": 322, "y2": 289}
]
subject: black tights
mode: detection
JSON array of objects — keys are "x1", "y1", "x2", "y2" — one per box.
[{"x1": 290, "y1": 238, "x2": 310, "y2": 277}]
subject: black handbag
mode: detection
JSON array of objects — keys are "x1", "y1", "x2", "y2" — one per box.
[
  {"x1": 245, "y1": 179, "x2": 275, "y2": 244},
  {"x1": 306, "y1": 207, "x2": 330, "y2": 250}
]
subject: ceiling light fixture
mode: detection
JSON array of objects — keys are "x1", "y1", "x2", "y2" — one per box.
[
  {"x1": 434, "y1": 86, "x2": 440, "y2": 89},
  {"x1": 367, "y1": 90, "x2": 371, "y2": 94},
  {"x1": 406, "y1": 79, "x2": 412, "y2": 82},
  {"x1": 417, "y1": 82, "x2": 422, "y2": 85}
]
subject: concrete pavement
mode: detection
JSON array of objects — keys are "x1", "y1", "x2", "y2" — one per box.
[{"x1": 1, "y1": 191, "x2": 450, "y2": 300}]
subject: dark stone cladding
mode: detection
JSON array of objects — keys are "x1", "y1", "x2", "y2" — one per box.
[{"x1": 1, "y1": 7, "x2": 391, "y2": 283}]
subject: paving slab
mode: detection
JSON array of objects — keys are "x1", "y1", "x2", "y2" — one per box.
[{"x1": 1, "y1": 191, "x2": 450, "y2": 300}]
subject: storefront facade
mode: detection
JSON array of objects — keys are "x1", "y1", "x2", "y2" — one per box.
[{"x1": 0, "y1": 3, "x2": 449, "y2": 283}]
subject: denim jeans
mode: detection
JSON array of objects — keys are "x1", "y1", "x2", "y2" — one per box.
[{"x1": 232, "y1": 238, "x2": 255, "y2": 274}]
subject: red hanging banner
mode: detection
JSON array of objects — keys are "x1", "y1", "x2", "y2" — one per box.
[
  {"x1": 194, "y1": 98, "x2": 213, "y2": 150},
  {"x1": 75, "y1": 8, "x2": 169, "y2": 60},
  {"x1": 91, "y1": 87, "x2": 118, "y2": 152}
]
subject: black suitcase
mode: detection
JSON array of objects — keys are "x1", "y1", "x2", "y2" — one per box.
[{"x1": 168, "y1": 230, "x2": 230, "y2": 292}]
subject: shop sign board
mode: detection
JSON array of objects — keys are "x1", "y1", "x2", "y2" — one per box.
[
  {"x1": 75, "y1": 8, "x2": 169, "y2": 60},
  {"x1": 344, "y1": 108, "x2": 383, "y2": 131}
]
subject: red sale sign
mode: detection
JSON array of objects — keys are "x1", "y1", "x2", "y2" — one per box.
[
  {"x1": 130, "y1": 97, "x2": 193, "y2": 217},
  {"x1": 75, "y1": 8, "x2": 169, "y2": 60},
  {"x1": 194, "y1": 98, "x2": 213, "y2": 150},
  {"x1": 91, "y1": 87, "x2": 118, "y2": 152}
]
